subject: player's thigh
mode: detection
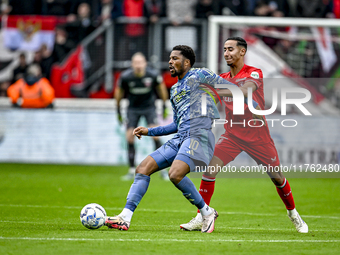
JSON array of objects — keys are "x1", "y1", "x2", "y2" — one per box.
[
  {"x1": 126, "y1": 108, "x2": 142, "y2": 130},
  {"x1": 176, "y1": 129, "x2": 215, "y2": 172},
  {"x1": 149, "y1": 139, "x2": 178, "y2": 171},
  {"x1": 168, "y1": 159, "x2": 190, "y2": 184},
  {"x1": 244, "y1": 141, "x2": 280, "y2": 167},
  {"x1": 243, "y1": 141, "x2": 284, "y2": 180},
  {"x1": 143, "y1": 106, "x2": 158, "y2": 126},
  {"x1": 213, "y1": 134, "x2": 242, "y2": 166},
  {"x1": 126, "y1": 128, "x2": 135, "y2": 143},
  {"x1": 136, "y1": 155, "x2": 160, "y2": 176}
]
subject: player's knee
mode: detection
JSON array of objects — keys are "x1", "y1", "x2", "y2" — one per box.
[
  {"x1": 135, "y1": 156, "x2": 159, "y2": 176},
  {"x1": 126, "y1": 135, "x2": 134, "y2": 144},
  {"x1": 270, "y1": 175, "x2": 285, "y2": 186},
  {"x1": 169, "y1": 173, "x2": 181, "y2": 184},
  {"x1": 135, "y1": 164, "x2": 150, "y2": 176},
  {"x1": 168, "y1": 170, "x2": 183, "y2": 185}
]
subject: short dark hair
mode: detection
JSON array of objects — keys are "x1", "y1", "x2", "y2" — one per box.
[
  {"x1": 226, "y1": 37, "x2": 247, "y2": 51},
  {"x1": 172, "y1": 45, "x2": 196, "y2": 67}
]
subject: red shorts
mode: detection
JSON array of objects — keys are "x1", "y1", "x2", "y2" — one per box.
[{"x1": 214, "y1": 133, "x2": 280, "y2": 167}]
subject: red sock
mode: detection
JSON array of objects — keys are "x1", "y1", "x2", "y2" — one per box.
[
  {"x1": 276, "y1": 178, "x2": 295, "y2": 210},
  {"x1": 197, "y1": 175, "x2": 215, "y2": 213}
]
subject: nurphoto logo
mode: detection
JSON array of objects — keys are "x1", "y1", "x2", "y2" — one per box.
[{"x1": 201, "y1": 84, "x2": 312, "y2": 128}]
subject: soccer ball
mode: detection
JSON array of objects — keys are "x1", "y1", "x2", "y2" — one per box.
[{"x1": 80, "y1": 203, "x2": 107, "y2": 229}]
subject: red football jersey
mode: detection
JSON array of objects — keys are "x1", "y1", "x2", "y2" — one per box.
[{"x1": 219, "y1": 64, "x2": 272, "y2": 144}]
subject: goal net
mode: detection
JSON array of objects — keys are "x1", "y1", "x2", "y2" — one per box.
[{"x1": 208, "y1": 16, "x2": 340, "y2": 111}]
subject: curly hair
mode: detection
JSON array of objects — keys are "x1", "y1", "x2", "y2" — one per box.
[{"x1": 172, "y1": 45, "x2": 196, "y2": 67}]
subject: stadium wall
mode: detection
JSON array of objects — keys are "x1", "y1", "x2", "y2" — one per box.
[{"x1": 0, "y1": 98, "x2": 339, "y2": 166}]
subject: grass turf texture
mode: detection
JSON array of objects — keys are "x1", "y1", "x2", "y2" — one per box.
[{"x1": 0, "y1": 163, "x2": 339, "y2": 254}]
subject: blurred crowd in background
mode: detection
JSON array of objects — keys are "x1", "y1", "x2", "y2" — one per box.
[
  {"x1": 1, "y1": 0, "x2": 338, "y2": 20},
  {"x1": 0, "y1": 0, "x2": 339, "y2": 104}
]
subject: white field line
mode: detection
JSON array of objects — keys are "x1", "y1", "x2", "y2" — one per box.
[
  {"x1": 1, "y1": 204, "x2": 340, "y2": 220},
  {"x1": 0, "y1": 220, "x2": 338, "y2": 232},
  {"x1": 0, "y1": 236, "x2": 339, "y2": 243}
]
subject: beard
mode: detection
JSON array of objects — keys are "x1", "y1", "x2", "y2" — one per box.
[
  {"x1": 170, "y1": 70, "x2": 179, "y2": 77},
  {"x1": 170, "y1": 60, "x2": 185, "y2": 77}
]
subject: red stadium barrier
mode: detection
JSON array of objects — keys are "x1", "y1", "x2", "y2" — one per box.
[{"x1": 50, "y1": 45, "x2": 84, "y2": 98}]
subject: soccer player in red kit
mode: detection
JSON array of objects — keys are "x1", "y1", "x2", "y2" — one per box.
[{"x1": 180, "y1": 37, "x2": 308, "y2": 233}]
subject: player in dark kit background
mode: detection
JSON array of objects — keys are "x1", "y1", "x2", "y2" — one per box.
[{"x1": 115, "y1": 52, "x2": 169, "y2": 181}]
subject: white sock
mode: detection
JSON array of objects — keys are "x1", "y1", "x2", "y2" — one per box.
[
  {"x1": 196, "y1": 213, "x2": 203, "y2": 221},
  {"x1": 128, "y1": 167, "x2": 135, "y2": 175},
  {"x1": 119, "y1": 208, "x2": 133, "y2": 222},
  {"x1": 288, "y1": 208, "x2": 298, "y2": 217},
  {"x1": 199, "y1": 203, "x2": 213, "y2": 216}
]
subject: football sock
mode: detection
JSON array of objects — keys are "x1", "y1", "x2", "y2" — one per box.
[
  {"x1": 287, "y1": 208, "x2": 298, "y2": 217},
  {"x1": 154, "y1": 139, "x2": 162, "y2": 149},
  {"x1": 199, "y1": 203, "x2": 213, "y2": 217},
  {"x1": 174, "y1": 176, "x2": 212, "y2": 215},
  {"x1": 124, "y1": 173, "x2": 150, "y2": 214},
  {"x1": 128, "y1": 167, "x2": 135, "y2": 175},
  {"x1": 128, "y1": 143, "x2": 135, "y2": 167},
  {"x1": 275, "y1": 178, "x2": 296, "y2": 210},
  {"x1": 197, "y1": 175, "x2": 216, "y2": 213},
  {"x1": 119, "y1": 208, "x2": 133, "y2": 222}
]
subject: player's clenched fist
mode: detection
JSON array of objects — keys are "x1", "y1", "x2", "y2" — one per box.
[{"x1": 133, "y1": 126, "x2": 148, "y2": 139}]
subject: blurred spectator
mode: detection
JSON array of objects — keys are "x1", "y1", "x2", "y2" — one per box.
[
  {"x1": 67, "y1": 0, "x2": 94, "y2": 20},
  {"x1": 33, "y1": 44, "x2": 54, "y2": 79},
  {"x1": 41, "y1": 45, "x2": 54, "y2": 78},
  {"x1": 51, "y1": 26, "x2": 76, "y2": 64},
  {"x1": 0, "y1": 81, "x2": 11, "y2": 97},
  {"x1": 253, "y1": 0, "x2": 291, "y2": 48},
  {"x1": 1, "y1": 0, "x2": 11, "y2": 14},
  {"x1": 42, "y1": 0, "x2": 73, "y2": 16},
  {"x1": 334, "y1": 0, "x2": 340, "y2": 18},
  {"x1": 166, "y1": 0, "x2": 197, "y2": 26},
  {"x1": 296, "y1": 0, "x2": 334, "y2": 18},
  {"x1": 215, "y1": 0, "x2": 249, "y2": 16},
  {"x1": 65, "y1": 3, "x2": 96, "y2": 45},
  {"x1": 195, "y1": 0, "x2": 217, "y2": 19},
  {"x1": 8, "y1": 0, "x2": 42, "y2": 15},
  {"x1": 143, "y1": 0, "x2": 166, "y2": 24},
  {"x1": 254, "y1": 0, "x2": 291, "y2": 17},
  {"x1": 122, "y1": 0, "x2": 147, "y2": 58},
  {"x1": 7, "y1": 64, "x2": 55, "y2": 108},
  {"x1": 247, "y1": 0, "x2": 259, "y2": 16},
  {"x1": 33, "y1": 50, "x2": 42, "y2": 65},
  {"x1": 12, "y1": 52, "x2": 28, "y2": 84},
  {"x1": 31, "y1": 45, "x2": 53, "y2": 79},
  {"x1": 273, "y1": 39, "x2": 295, "y2": 62},
  {"x1": 95, "y1": 0, "x2": 123, "y2": 23}
]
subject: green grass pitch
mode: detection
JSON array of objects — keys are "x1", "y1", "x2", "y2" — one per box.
[{"x1": 0, "y1": 163, "x2": 339, "y2": 254}]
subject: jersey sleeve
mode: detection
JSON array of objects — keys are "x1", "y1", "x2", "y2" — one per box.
[
  {"x1": 245, "y1": 69, "x2": 263, "y2": 89},
  {"x1": 196, "y1": 68, "x2": 236, "y2": 87},
  {"x1": 117, "y1": 73, "x2": 127, "y2": 91},
  {"x1": 148, "y1": 122, "x2": 177, "y2": 136}
]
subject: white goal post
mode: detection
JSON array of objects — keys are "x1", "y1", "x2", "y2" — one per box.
[{"x1": 207, "y1": 16, "x2": 340, "y2": 73}]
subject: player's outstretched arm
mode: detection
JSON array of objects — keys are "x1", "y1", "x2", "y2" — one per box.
[
  {"x1": 134, "y1": 122, "x2": 178, "y2": 140},
  {"x1": 252, "y1": 105, "x2": 266, "y2": 126},
  {"x1": 133, "y1": 127, "x2": 148, "y2": 140},
  {"x1": 148, "y1": 122, "x2": 178, "y2": 136}
]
